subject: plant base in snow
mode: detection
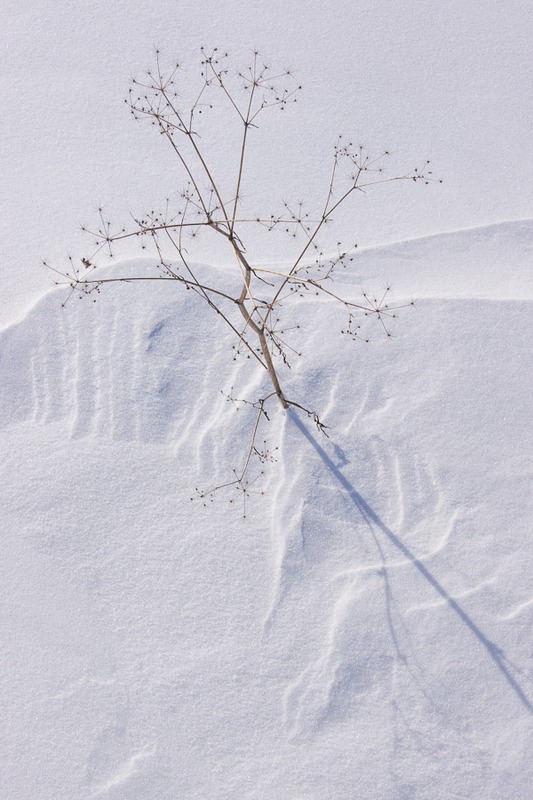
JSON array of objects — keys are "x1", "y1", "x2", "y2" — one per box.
[{"x1": 191, "y1": 390, "x2": 329, "y2": 516}]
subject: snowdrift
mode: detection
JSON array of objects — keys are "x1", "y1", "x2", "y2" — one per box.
[{"x1": 1, "y1": 222, "x2": 532, "y2": 799}]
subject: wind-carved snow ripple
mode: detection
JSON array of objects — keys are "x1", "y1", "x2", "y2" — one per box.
[
  {"x1": 283, "y1": 569, "x2": 395, "y2": 740},
  {"x1": 0, "y1": 284, "x2": 232, "y2": 447},
  {"x1": 269, "y1": 415, "x2": 458, "y2": 742}
]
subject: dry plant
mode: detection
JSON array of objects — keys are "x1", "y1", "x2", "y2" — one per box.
[{"x1": 44, "y1": 47, "x2": 440, "y2": 512}]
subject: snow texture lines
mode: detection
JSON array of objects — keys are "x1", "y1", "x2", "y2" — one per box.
[
  {"x1": 263, "y1": 411, "x2": 306, "y2": 633},
  {"x1": 283, "y1": 568, "x2": 393, "y2": 741},
  {"x1": 88, "y1": 730, "x2": 156, "y2": 796},
  {"x1": 498, "y1": 597, "x2": 533, "y2": 621},
  {"x1": 69, "y1": 300, "x2": 107, "y2": 439},
  {"x1": 267, "y1": 402, "x2": 532, "y2": 749},
  {"x1": 28, "y1": 310, "x2": 68, "y2": 424},
  {"x1": 0, "y1": 278, "x2": 211, "y2": 447}
]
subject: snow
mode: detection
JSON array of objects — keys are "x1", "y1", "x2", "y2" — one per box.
[
  {"x1": 2, "y1": 0, "x2": 533, "y2": 322},
  {"x1": 2, "y1": 1, "x2": 533, "y2": 797},
  {"x1": 1, "y1": 222, "x2": 532, "y2": 798}
]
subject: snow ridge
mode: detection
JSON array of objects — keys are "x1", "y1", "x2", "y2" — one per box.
[{"x1": 1, "y1": 222, "x2": 532, "y2": 799}]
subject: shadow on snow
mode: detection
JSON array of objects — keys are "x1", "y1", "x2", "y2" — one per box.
[{"x1": 289, "y1": 408, "x2": 532, "y2": 714}]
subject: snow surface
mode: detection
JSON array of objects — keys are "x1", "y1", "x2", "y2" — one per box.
[
  {"x1": 2, "y1": 1, "x2": 533, "y2": 796},
  {"x1": 2, "y1": 0, "x2": 533, "y2": 323},
  {"x1": 1, "y1": 222, "x2": 532, "y2": 798}
]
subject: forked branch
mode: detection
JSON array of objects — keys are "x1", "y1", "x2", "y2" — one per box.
[{"x1": 45, "y1": 48, "x2": 440, "y2": 509}]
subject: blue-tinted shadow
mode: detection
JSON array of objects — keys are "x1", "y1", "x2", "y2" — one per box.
[{"x1": 289, "y1": 408, "x2": 532, "y2": 713}]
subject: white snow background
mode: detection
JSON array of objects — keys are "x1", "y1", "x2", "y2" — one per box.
[{"x1": 1, "y1": 1, "x2": 532, "y2": 798}]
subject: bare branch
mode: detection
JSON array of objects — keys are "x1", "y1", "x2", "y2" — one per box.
[{"x1": 44, "y1": 47, "x2": 440, "y2": 509}]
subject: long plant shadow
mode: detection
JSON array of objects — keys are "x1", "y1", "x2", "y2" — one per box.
[{"x1": 289, "y1": 408, "x2": 532, "y2": 714}]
